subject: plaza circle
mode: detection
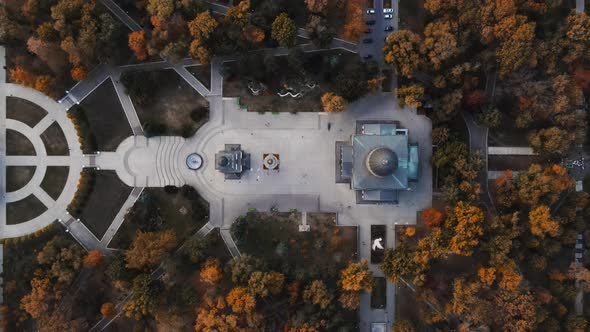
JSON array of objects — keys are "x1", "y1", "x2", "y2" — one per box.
[{"x1": 1, "y1": 83, "x2": 83, "y2": 239}]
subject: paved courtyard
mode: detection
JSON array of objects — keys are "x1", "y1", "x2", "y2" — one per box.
[{"x1": 2, "y1": 45, "x2": 431, "y2": 332}]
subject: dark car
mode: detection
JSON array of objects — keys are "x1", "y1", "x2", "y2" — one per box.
[
  {"x1": 384, "y1": 26, "x2": 393, "y2": 31},
  {"x1": 366, "y1": 20, "x2": 376, "y2": 25},
  {"x1": 364, "y1": 28, "x2": 372, "y2": 33},
  {"x1": 363, "y1": 38, "x2": 373, "y2": 44}
]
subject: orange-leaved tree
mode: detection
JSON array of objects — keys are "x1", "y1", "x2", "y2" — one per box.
[
  {"x1": 125, "y1": 230, "x2": 177, "y2": 270},
  {"x1": 340, "y1": 259, "x2": 373, "y2": 292},
  {"x1": 200, "y1": 259, "x2": 222, "y2": 285},
  {"x1": 128, "y1": 31, "x2": 148, "y2": 61},
  {"x1": 100, "y1": 302, "x2": 115, "y2": 318},
  {"x1": 83, "y1": 250, "x2": 104, "y2": 268},
  {"x1": 226, "y1": 287, "x2": 256, "y2": 313},
  {"x1": 71, "y1": 66, "x2": 87, "y2": 81},
  {"x1": 421, "y1": 208, "x2": 444, "y2": 228},
  {"x1": 321, "y1": 92, "x2": 347, "y2": 112}
]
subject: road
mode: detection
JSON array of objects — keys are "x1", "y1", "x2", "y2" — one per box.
[{"x1": 360, "y1": 0, "x2": 398, "y2": 64}]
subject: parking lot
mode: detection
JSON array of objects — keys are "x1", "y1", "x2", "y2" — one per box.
[{"x1": 360, "y1": 0, "x2": 399, "y2": 65}]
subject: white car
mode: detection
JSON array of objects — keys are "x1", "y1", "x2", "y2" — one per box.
[
  {"x1": 384, "y1": 13, "x2": 393, "y2": 19},
  {"x1": 383, "y1": 8, "x2": 394, "y2": 13},
  {"x1": 366, "y1": 8, "x2": 376, "y2": 14}
]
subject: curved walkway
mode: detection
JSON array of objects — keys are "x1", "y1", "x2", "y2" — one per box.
[{"x1": 1, "y1": 82, "x2": 84, "y2": 239}]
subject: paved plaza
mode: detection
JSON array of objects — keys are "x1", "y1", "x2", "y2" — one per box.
[{"x1": 2, "y1": 35, "x2": 431, "y2": 331}]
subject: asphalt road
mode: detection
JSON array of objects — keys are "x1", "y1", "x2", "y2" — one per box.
[{"x1": 359, "y1": 0, "x2": 399, "y2": 64}]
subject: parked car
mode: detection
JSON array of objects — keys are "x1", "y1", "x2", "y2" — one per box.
[
  {"x1": 363, "y1": 38, "x2": 373, "y2": 44},
  {"x1": 363, "y1": 54, "x2": 373, "y2": 59},
  {"x1": 366, "y1": 8, "x2": 376, "y2": 14},
  {"x1": 366, "y1": 20, "x2": 376, "y2": 25},
  {"x1": 365, "y1": 28, "x2": 372, "y2": 33},
  {"x1": 384, "y1": 13, "x2": 393, "y2": 19},
  {"x1": 384, "y1": 26, "x2": 393, "y2": 31},
  {"x1": 383, "y1": 8, "x2": 394, "y2": 13}
]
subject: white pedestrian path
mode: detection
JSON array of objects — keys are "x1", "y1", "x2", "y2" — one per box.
[{"x1": 488, "y1": 146, "x2": 536, "y2": 155}]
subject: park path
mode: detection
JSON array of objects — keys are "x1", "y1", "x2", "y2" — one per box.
[
  {"x1": 98, "y1": 0, "x2": 142, "y2": 32},
  {"x1": 110, "y1": 74, "x2": 144, "y2": 135},
  {"x1": 99, "y1": 187, "x2": 144, "y2": 248},
  {"x1": 462, "y1": 111, "x2": 494, "y2": 212}
]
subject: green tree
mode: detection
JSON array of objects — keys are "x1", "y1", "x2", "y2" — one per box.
[
  {"x1": 271, "y1": 13, "x2": 297, "y2": 48},
  {"x1": 122, "y1": 274, "x2": 163, "y2": 320}
]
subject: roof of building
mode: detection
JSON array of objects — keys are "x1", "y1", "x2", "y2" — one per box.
[{"x1": 352, "y1": 133, "x2": 410, "y2": 190}]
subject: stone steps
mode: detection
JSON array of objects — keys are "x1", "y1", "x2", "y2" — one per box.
[{"x1": 154, "y1": 137, "x2": 185, "y2": 187}]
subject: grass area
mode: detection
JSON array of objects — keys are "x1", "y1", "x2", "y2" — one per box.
[
  {"x1": 489, "y1": 114, "x2": 530, "y2": 147},
  {"x1": 371, "y1": 277, "x2": 386, "y2": 309},
  {"x1": 6, "y1": 129, "x2": 35, "y2": 155},
  {"x1": 40, "y1": 122, "x2": 69, "y2": 155},
  {"x1": 6, "y1": 96, "x2": 47, "y2": 127},
  {"x1": 125, "y1": 70, "x2": 209, "y2": 137},
  {"x1": 6, "y1": 194, "x2": 47, "y2": 225},
  {"x1": 71, "y1": 170, "x2": 132, "y2": 239},
  {"x1": 6, "y1": 166, "x2": 35, "y2": 192},
  {"x1": 232, "y1": 211, "x2": 357, "y2": 280},
  {"x1": 187, "y1": 65, "x2": 211, "y2": 89},
  {"x1": 70, "y1": 79, "x2": 132, "y2": 152},
  {"x1": 109, "y1": 186, "x2": 209, "y2": 249},
  {"x1": 40, "y1": 166, "x2": 69, "y2": 200},
  {"x1": 395, "y1": 283, "x2": 431, "y2": 331},
  {"x1": 488, "y1": 155, "x2": 547, "y2": 171},
  {"x1": 223, "y1": 51, "x2": 364, "y2": 113}
]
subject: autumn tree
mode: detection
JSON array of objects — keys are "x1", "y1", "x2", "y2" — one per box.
[
  {"x1": 10, "y1": 66, "x2": 36, "y2": 87},
  {"x1": 200, "y1": 259, "x2": 222, "y2": 285},
  {"x1": 195, "y1": 295, "x2": 247, "y2": 331},
  {"x1": 100, "y1": 303, "x2": 115, "y2": 318},
  {"x1": 383, "y1": 30, "x2": 421, "y2": 79},
  {"x1": 321, "y1": 92, "x2": 347, "y2": 112},
  {"x1": 248, "y1": 271, "x2": 285, "y2": 297},
  {"x1": 421, "y1": 21, "x2": 458, "y2": 70},
  {"x1": 271, "y1": 13, "x2": 297, "y2": 48},
  {"x1": 528, "y1": 126, "x2": 577, "y2": 155},
  {"x1": 305, "y1": 0, "x2": 328, "y2": 14},
  {"x1": 338, "y1": 291, "x2": 360, "y2": 310},
  {"x1": 128, "y1": 30, "x2": 148, "y2": 61},
  {"x1": 226, "y1": 287, "x2": 256, "y2": 313},
  {"x1": 125, "y1": 230, "x2": 177, "y2": 270},
  {"x1": 70, "y1": 66, "x2": 87, "y2": 81},
  {"x1": 303, "y1": 280, "x2": 333, "y2": 309},
  {"x1": 421, "y1": 208, "x2": 444, "y2": 228},
  {"x1": 123, "y1": 274, "x2": 162, "y2": 320},
  {"x1": 188, "y1": 10, "x2": 218, "y2": 40},
  {"x1": 224, "y1": 0, "x2": 250, "y2": 28},
  {"x1": 147, "y1": 0, "x2": 174, "y2": 21},
  {"x1": 515, "y1": 164, "x2": 573, "y2": 207},
  {"x1": 447, "y1": 201, "x2": 484, "y2": 256},
  {"x1": 228, "y1": 254, "x2": 265, "y2": 285},
  {"x1": 395, "y1": 84, "x2": 424, "y2": 108},
  {"x1": 20, "y1": 277, "x2": 52, "y2": 319},
  {"x1": 392, "y1": 320, "x2": 416, "y2": 332},
  {"x1": 529, "y1": 205, "x2": 559, "y2": 238},
  {"x1": 380, "y1": 242, "x2": 418, "y2": 283},
  {"x1": 34, "y1": 76, "x2": 56, "y2": 97},
  {"x1": 340, "y1": 259, "x2": 373, "y2": 292},
  {"x1": 343, "y1": 0, "x2": 364, "y2": 41},
  {"x1": 83, "y1": 250, "x2": 103, "y2": 268}
]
